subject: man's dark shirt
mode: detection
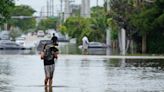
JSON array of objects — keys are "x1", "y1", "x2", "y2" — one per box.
[{"x1": 43, "y1": 46, "x2": 58, "y2": 65}]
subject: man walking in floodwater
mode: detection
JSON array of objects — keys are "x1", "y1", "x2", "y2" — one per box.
[
  {"x1": 41, "y1": 38, "x2": 59, "y2": 86},
  {"x1": 82, "y1": 36, "x2": 89, "y2": 55}
]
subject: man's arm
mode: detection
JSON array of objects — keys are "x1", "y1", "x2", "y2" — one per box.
[
  {"x1": 54, "y1": 51, "x2": 59, "y2": 59},
  {"x1": 52, "y1": 47, "x2": 59, "y2": 59}
]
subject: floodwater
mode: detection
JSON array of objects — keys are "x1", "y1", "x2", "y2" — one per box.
[
  {"x1": 0, "y1": 54, "x2": 164, "y2": 92},
  {"x1": 53, "y1": 43, "x2": 110, "y2": 55}
]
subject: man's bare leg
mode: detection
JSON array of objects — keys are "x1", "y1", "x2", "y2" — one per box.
[
  {"x1": 49, "y1": 78, "x2": 53, "y2": 86},
  {"x1": 44, "y1": 78, "x2": 48, "y2": 86}
]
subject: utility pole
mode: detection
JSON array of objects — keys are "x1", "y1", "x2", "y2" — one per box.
[
  {"x1": 60, "y1": 0, "x2": 63, "y2": 24},
  {"x1": 50, "y1": 0, "x2": 52, "y2": 16},
  {"x1": 121, "y1": 28, "x2": 126, "y2": 55},
  {"x1": 52, "y1": 0, "x2": 54, "y2": 16},
  {"x1": 106, "y1": 0, "x2": 112, "y2": 55},
  {"x1": 64, "y1": 0, "x2": 70, "y2": 21},
  {"x1": 47, "y1": 0, "x2": 49, "y2": 17},
  {"x1": 106, "y1": 0, "x2": 110, "y2": 11},
  {"x1": 97, "y1": 0, "x2": 99, "y2": 6}
]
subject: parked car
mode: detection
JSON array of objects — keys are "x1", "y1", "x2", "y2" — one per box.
[
  {"x1": 78, "y1": 41, "x2": 107, "y2": 49},
  {"x1": 78, "y1": 41, "x2": 107, "y2": 55},
  {"x1": 57, "y1": 32, "x2": 69, "y2": 42},
  {"x1": 37, "y1": 30, "x2": 45, "y2": 37},
  {"x1": 0, "y1": 31, "x2": 10, "y2": 40},
  {"x1": 15, "y1": 37, "x2": 25, "y2": 46},
  {"x1": 0, "y1": 40, "x2": 31, "y2": 50}
]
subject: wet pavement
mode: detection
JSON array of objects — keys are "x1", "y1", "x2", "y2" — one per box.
[{"x1": 0, "y1": 54, "x2": 164, "y2": 92}]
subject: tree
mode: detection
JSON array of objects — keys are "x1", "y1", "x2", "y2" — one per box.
[
  {"x1": 63, "y1": 6, "x2": 109, "y2": 44},
  {"x1": 90, "y1": 6, "x2": 107, "y2": 42},
  {"x1": 109, "y1": 0, "x2": 138, "y2": 53},
  {"x1": 9, "y1": 5, "x2": 36, "y2": 32},
  {"x1": 37, "y1": 17, "x2": 58, "y2": 31},
  {"x1": 107, "y1": 18, "x2": 119, "y2": 40},
  {"x1": 64, "y1": 16, "x2": 102, "y2": 44},
  {"x1": 110, "y1": 0, "x2": 164, "y2": 54},
  {"x1": 0, "y1": 0, "x2": 15, "y2": 25},
  {"x1": 64, "y1": 17, "x2": 90, "y2": 44},
  {"x1": 145, "y1": 0, "x2": 164, "y2": 53},
  {"x1": 129, "y1": 0, "x2": 164, "y2": 53}
]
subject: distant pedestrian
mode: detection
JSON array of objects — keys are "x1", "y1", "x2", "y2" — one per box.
[
  {"x1": 82, "y1": 36, "x2": 89, "y2": 55},
  {"x1": 40, "y1": 39, "x2": 59, "y2": 86},
  {"x1": 51, "y1": 33, "x2": 58, "y2": 46}
]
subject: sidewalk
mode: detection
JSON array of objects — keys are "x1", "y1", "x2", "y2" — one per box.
[{"x1": 58, "y1": 54, "x2": 164, "y2": 59}]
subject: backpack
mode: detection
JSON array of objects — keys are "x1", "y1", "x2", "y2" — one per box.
[{"x1": 44, "y1": 45, "x2": 54, "y2": 61}]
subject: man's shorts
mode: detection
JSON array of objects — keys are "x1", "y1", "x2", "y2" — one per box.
[
  {"x1": 44, "y1": 64, "x2": 55, "y2": 78},
  {"x1": 82, "y1": 44, "x2": 88, "y2": 50}
]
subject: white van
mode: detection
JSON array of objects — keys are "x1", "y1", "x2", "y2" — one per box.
[{"x1": 37, "y1": 30, "x2": 45, "y2": 37}]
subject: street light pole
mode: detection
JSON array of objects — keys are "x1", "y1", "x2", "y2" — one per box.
[
  {"x1": 106, "y1": 0, "x2": 112, "y2": 55},
  {"x1": 106, "y1": 0, "x2": 110, "y2": 11},
  {"x1": 97, "y1": 0, "x2": 99, "y2": 6},
  {"x1": 60, "y1": 0, "x2": 63, "y2": 25}
]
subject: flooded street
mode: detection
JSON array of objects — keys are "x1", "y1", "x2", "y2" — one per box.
[
  {"x1": 0, "y1": 54, "x2": 164, "y2": 92},
  {"x1": 1, "y1": 0, "x2": 164, "y2": 92}
]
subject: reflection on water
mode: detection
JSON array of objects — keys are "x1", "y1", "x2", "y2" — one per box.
[
  {"x1": 104, "y1": 59, "x2": 164, "y2": 92},
  {"x1": 0, "y1": 55, "x2": 164, "y2": 92},
  {"x1": 87, "y1": 48, "x2": 107, "y2": 55},
  {"x1": 104, "y1": 59, "x2": 164, "y2": 69},
  {"x1": 0, "y1": 57, "x2": 13, "y2": 92},
  {"x1": 0, "y1": 49, "x2": 36, "y2": 55},
  {"x1": 45, "y1": 87, "x2": 53, "y2": 92},
  {"x1": 58, "y1": 43, "x2": 81, "y2": 54}
]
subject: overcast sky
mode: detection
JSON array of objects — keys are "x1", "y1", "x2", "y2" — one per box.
[{"x1": 15, "y1": 0, "x2": 104, "y2": 16}]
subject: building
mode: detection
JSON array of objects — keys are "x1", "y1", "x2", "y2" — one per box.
[
  {"x1": 64, "y1": 0, "x2": 71, "y2": 21},
  {"x1": 81, "y1": 0, "x2": 90, "y2": 18}
]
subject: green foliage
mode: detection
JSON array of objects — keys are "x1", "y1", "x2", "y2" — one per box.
[
  {"x1": 9, "y1": 5, "x2": 36, "y2": 32},
  {"x1": 91, "y1": 6, "x2": 107, "y2": 32},
  {"x1": 0, "y1": 0, "x2": 15, "y2": 25},
  {"x1": 129, "y1": 0, "x2": 164, "y2": 37},
  {"x1": 37, "y1": 17, "x2": 58, "y2": 31},
  {"x1": 154, "y1": 14, "x2": 164, "y2": 29},
  {"x1": 109, "y1": 0, "x2": 136, "y2": 39},
  {"x1": 147, "y1": 30, "x2": 164, "y2": 54},
  {"x1": 130, "y1": 7, "x2": 160, "y2": 35},
  {"x1": 146, "y1": 0, "x2": 164, "y2": 54},
  {"x1": 58, "y1": 25, "x2": 67, "y2": 35},
  {"x1": 63, "y1": 6, "x2": 109, "y2": 44},
  {"x1": 110, "y1": 0, "x2": 164, "y2": 54},
  {"x1": 64, "y1": 11, "x2": 108, "y2": 44},
  {"x1": 12, "y1": 5, "x2": 35, "y2": 16},
  {"x1": 107, "y1": 18, "x2": 119, "y2": 40},
  {"x1": 64, "y1": 17, "x2": 89, "y2": 38}
]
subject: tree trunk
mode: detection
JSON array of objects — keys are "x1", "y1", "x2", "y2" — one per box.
[
  {"x1": 142, "y1": 34, "x2": 147, "y2": 53},
  {"x1": 130, "y1": 40, "x2": 134, "y2": 54}
]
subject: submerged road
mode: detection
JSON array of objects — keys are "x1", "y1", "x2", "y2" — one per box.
[
  {"x1": 0, "y1": 55, "x2": 164, "y2": 92},
  {"x1": 59, "y1": 54, "x2": 164, "y2": 59}
]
